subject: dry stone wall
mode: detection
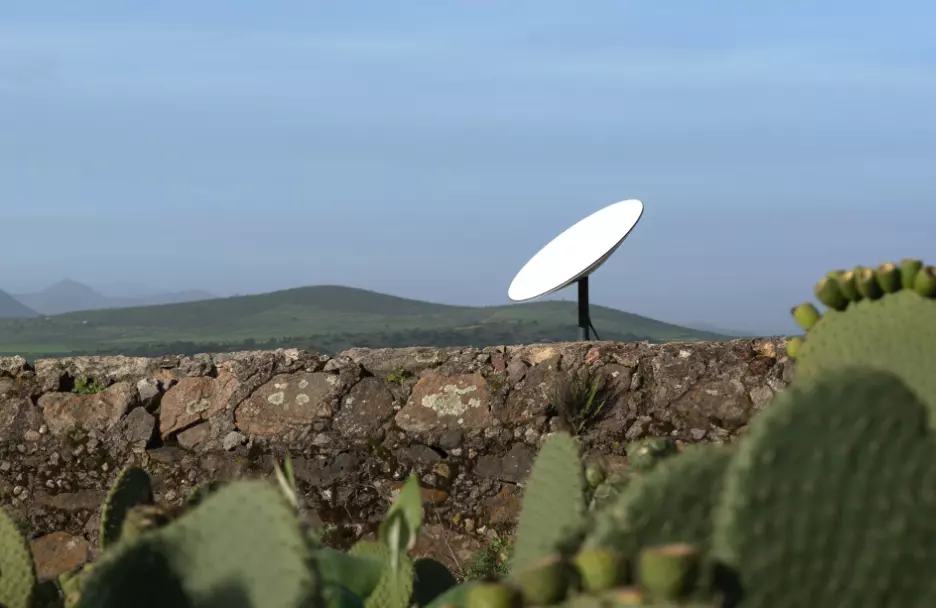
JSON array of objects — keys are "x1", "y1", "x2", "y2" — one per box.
[{"x1": 0, "y1": 338, "x2": 792, "y2": 580}]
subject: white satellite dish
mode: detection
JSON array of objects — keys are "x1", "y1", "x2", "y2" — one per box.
[{"x1": 508, "y1": 199, "x2": 644, "y2": 340}]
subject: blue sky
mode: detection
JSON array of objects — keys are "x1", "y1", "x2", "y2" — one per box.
[{"x1": 1, "y1": 1, "x2": 933, "y2": 335}]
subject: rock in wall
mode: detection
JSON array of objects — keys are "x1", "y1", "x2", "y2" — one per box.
[{"x1": 0, "y1": 338, "x2": 791, "y2": 579}]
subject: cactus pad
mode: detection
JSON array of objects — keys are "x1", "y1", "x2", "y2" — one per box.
[
  {"x1": 348, "y1": 540, "x2": 414, "y2": 608},
  {"x1": 0, "y1": 507, "x2": 36, "y2": 608},
  {"x1": 99, "y1": 466, "x2": 154, "y2": 550},
  {"x1": 75, "y1": 479, "x2": 317, "y2": 608},
  {"x1": 712, "y1": 367, "x2": 936, "y2": 607},
  {"x1": 584, "y1": 444, "x2": 732, "y2": 559},
  {"x1": 791, "y1": 263, "x2": 936, "y2": 425},
  {"x1": 511, "y1": 432, "x2": 587, "y2": 571}
]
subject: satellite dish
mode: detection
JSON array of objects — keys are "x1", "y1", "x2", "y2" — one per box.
[{"x1": 508, "y1": 199, "x2": 644, "y2": 341}]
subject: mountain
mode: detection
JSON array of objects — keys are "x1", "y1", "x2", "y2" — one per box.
[
  {"x1": 0, "y1": 284, "x2": 733, "y2": 358},
  {"x1": 0, "y1": 288, "x2": 39, "y2": 318},
  {"x1": 13, "y1": 280, "x2": 215, "y2": 315}
]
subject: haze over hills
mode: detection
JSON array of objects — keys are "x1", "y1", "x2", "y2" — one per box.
[
  {"x1": 0, "y1": 289, "x2": 39, "y2": 318},
  {"x1": 12, "y1": 279, "x2": 215, "y2": 316},
  {"x1": 0, "y1": 284, "x2": 739, "y2": 359}
]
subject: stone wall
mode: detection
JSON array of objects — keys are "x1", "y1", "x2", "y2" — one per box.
[{"x1": 0, "y1": 338, "x2": 792, "y2": 580}]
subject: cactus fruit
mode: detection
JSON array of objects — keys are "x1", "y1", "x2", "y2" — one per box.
[
  {"x1": 712, "y1": 367, "x2": 936, "y2": 608},
  {"x1": 573, "y1": 548, "x2": 628, "y2": 592},
  {"x1": 636, "y1": 544, "x2": 699, "y2": 602},
  {"x1": 915, "y1": 265, "x2": 936, "y2": 297},
  {"x1": 584, "y1": 462, "x2": 606, "y2": 488},
  {"x1": 875, "y1": 262, "x2": 901, "y2": 293},
  {"x1": 791, "y1": 303, "x2": 821, "y2": 331},
  {"x1": 466, "y1": 582, "x2": 522, "y2": 608},
  {"x1": 0, "y1": 506, "x2": 36, "y2": 608},
  {"x1": 585, "y1": 444, "x2": 732, "y2": 561},
  {"x1": 348, "y1": 540, "x2": 414, "y2": 608},
  {"x1": 900, "y1": 258, "x2": 924, "y2": 289},
  {"x1": 854, "y1": 266, "x2": 883, "y2": 300},
  {"x1": 785, "y1": 336, "x2": 803, "y2": 360},
  {"x1": 834, "y1": 269, "x2": 861, "y2": 302},
  {"x1": 814, "y1": 274, "x2": 848, "y2": 310},
  {"x1": 511, "y1": 555, "x2": 572, "y2": 605},
  {"x1": 99, "y1": 466, "x2": 154, "y2": 550},
  {"x1": 589, "y1": 471, "x2": 633, "y2": 513},
  {"x1": 75, "y1": 479, "x2": 318, "y2": 608},
  {"x1": 625, "y1": 437, "x2": 678, "y2": 473},
  {"x1": 510, "y1": 432, "x2": 587, "y2": 572}
]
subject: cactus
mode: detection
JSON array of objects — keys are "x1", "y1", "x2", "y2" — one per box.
[
  {"x1": 624, "y1": 437, "x2": 678, "y2": 473},
  {"x1": 572, "y1": 548, "x2": 628, "y2": 593},
  {"x1": 75, "y1": 480, "x2": 318, "y2": 608},
  {"x1": 466, "y1": 582, "x2": 522, "y2": 608},
  {"x1": 789, "y1": 259, "x2": 936, "y2": 426},
  {"x1": 712, "y1": 367, "x2": 936, "y2": 608},
  {"x1": 98, "y1": 466, "x2": 154, "y2": 550},
  {"x1": 312, "y1": 547, "x2": 384, "y2": 601},
  {"x1": 636, "y1": 544, "x2": 700, "y2": 602},
  {"x1": 584, "y1": 444, "x2": 732, "y2": 563},
  {"x1": 0, "y1": 505, "x2": 36, "y2": 608},
  {"x1": 510, "y1": 432, "x2": 588, "y2": 572},
  {"x1": 412, "y1": 557, "x2": 459, "y2": 606},
  {"x1": 511, "y1": 555, "x2": 572, "y2": 605},
  {"x1": 348, "y1": 540, "x2": 414, "y2": 608}
]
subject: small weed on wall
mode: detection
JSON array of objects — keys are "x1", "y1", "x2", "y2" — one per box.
[{"x1": 72, "y1": 375, "x2": 106, "y2": 395}]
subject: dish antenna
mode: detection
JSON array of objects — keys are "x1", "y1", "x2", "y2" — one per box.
[{"x1": 507, "y1": 199, "x2": 644, "y2": 341}]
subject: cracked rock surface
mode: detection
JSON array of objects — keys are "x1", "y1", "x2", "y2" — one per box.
[{"x1": 0, "y1": 338, "x2": 792, "y2": 579}]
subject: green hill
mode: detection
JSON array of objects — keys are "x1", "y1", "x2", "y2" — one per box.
[
  {"x1": 0, "y1": 289, "x2": 39, "y2": 318},
  {"x1": 0, "y1": 285, "x2": 730, "y2": 358}
]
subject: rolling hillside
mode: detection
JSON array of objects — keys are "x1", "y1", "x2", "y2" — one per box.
[
  {"x1": 0, "y1": 289, "x2": 38, "y2": 318},
  {"x1": 0, "y1": 285, "x2": 731, "y2": 358}
]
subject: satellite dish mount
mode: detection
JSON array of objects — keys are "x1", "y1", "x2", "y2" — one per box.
[{"x1": 507, "y1": 199, "x2": 644, "y2": 342}]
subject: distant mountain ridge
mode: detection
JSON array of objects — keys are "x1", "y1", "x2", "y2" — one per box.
[
  {"x1": 12, "y1": 279, "x2": 215, "y2": 316},
  {"x1": 0, "y1": 288, "x2": 39, "y2": 318},
  {"x1": 0, "y1": 284, "x2": 734, "y2": 357}
]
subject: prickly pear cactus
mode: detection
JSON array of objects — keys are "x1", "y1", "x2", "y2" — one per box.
[
  {"x1": 0, "y1": 506, "x2": 36, "y2": 608},
  {"x1": 788, "y1": 260, "x2": 936, "y2": 424},
  {"x1": 412, "y1": 556, "x2": 459, "y2": 606},
  {"x1": 348, "y1": 540, "x2": 414, "y2": 608},
  {"x1": 625, "y1": 437, "x2": 678, "y2": 473},
  {"x1": 584, "y1": 444, "x2": 732, "y2": 562},
  {"x1": 99, "y1": 466, "x2": 154, "y2": 550},
  {"x1": 75, "y1": 480, "x2": 318, "y2": 608},
  {"x1": 510, "y1": 432, "x2": 587, "y2": 572},
  {"x1": 712, "y1": 367, "x2": 936, "y2": 608}
]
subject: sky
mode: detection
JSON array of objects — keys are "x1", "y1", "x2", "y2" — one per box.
[{"x1": 1, "y1": 1, "x2": 934, "y2": 335}]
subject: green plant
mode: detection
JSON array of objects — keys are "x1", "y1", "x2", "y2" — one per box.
[
  {"x1": 464, "y1": 537, "x2": 512, "y2": 581},
  {"x1": 71, "y1": 375, "x2": 106, "y2": 395},
  {"x1": 787, "y1": 259, "x2": 936, "y2": 425},
  {"x1": 386, "y1": 368, "x2": 411, "y2": 385},
  {"x1": 550, "y1": 369, "x2": 612, "y2": 434}
]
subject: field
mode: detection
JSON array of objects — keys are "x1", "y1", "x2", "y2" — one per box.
[{"x1": 0, "y1": 285, "x2": 735, "y2": 358}]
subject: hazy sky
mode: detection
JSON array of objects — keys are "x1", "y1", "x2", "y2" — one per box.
[{"x1": 2, "y1": 1, "x2": 934, "y2": 335}]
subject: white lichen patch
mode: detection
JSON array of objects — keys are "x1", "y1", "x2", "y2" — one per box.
[
  {"x1": 185, "y1": 398, "x2": 211, "y2": 415},
  {"x1": 679, "y1": 349, "x2": 692, "y2": 358},
  {"x1": 326, "y1": 375, "x2": 339, "y2": 386},
  {"x1": 298, "y1": 379, "x2": 309, "y2": 389},
  {"x1": 295, "y1": 393, "x2": 310, "y2": 405},
  {"x1": 420, "y1": 384, "x2": 480, "y2": 417},
  {"x1": 267, "y1": 391, "x2": 285, "y2": 406},
  {"x1": 274, "y1": 382, "x2": 288, "y2": 390}
]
